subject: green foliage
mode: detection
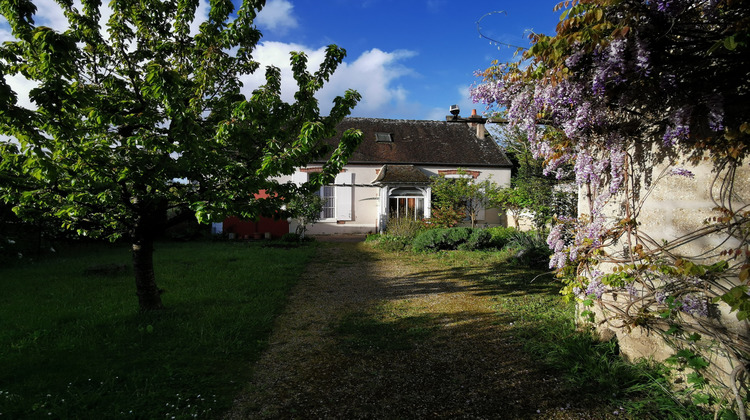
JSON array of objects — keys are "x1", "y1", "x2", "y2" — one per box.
[
  {"x1": 0, "y1": 0, "x2": 362, "y2": 310},
  {"x1": 394, "y1": 226, "x2": 510, "y2": 253},
  {"x1": 287, "y1": 191, "x2": 325, "y2": 238},
  {"x1": 412, "y1": 227, "x2": 472, "y2": 252},
  {"x1": 486, "y1": 226, "x2": 518, "y2": 249},
  {"x1": 462, "y1": 228, "x2": 493, "y2": 251},
  {"x1": 712, "y1": 285, "x2": 750, "y2": 321},
  {"x1": 0, "y1": 241, "x2": 315, "y2": 418},
  {"x1": 446, "y1": 227, "x2": 472, "y2": 244},
  {"x1": 430, "y1": 169, "x2": 501, "y2": 228},
  {"x1": 506, "y1": 230, "x2": 553, "y2": 268},
  {"x1": 412, "y1": 229, "x2": 448, "y2": 252},
  {"x1": 491, "y1": 127, "x2": 576, "y2": 231},
  {"x1": 385, "y1": 216, "x2": 425, "y2": 240},
  {"x1": 371, "y1": 217, "x2": 427, "y2": 252},
  {"x1": 372, "y1": 234, "x2": 412, "y2": 252},
  {"x1": 425, "y1": 206, "x2": 465, "y2": 229}
]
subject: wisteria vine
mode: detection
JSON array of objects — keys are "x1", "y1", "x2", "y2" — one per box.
[{"x1": 472, "y1": 0, "x2": 749, "y2": 413}]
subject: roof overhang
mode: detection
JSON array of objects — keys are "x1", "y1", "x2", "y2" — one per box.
[{"x1": 371, "y1": 164, "x2": 431, "y2": 185}]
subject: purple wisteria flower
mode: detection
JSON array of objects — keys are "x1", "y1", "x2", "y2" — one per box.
[
  {"x1": 547, "y1": 224, "x2": 568, "y2": 269},
  {"x1": 663, "y1": 107, "x2": 691, "y2": 146},
  {"x1": 625, "y1": 283, "x2": 640, "y2": 297},
  {"x1": 670, "y1": 167, "x2": 695, "y2": 178},
  {"x1": 633, "y1": 37, "x2": 651, "y2": 76},
  {"x1": 679, "y1": 294, "x2": 708, "y2": 317},
  {"x1": 655, "y1": 0, "x2": 673, "y2": 12},
  {"x1": 706, "y1": 94, "x2": 725, "y2": 131},
  {"x1": 655, "y1": 291, "x2": 668, "y2": 304},
  {"x1": 609, "y1": 148, "x2": 627, "y2": 194},
  {"x1": 585, "y1": 278, "x2": 607, "y2": 299},
  {"x1": 565, "y1": 51, "x2": 584, "y2": 68}
]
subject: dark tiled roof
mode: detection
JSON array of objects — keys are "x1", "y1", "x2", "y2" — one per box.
[
  {"x1": 318, "y1": 118, "x2": 512, "y2": 167},
  {"x1": 372, "y1": 165, "x2": 431, "y2": 184}
]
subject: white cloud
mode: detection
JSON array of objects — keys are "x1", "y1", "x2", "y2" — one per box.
[
  {"x1": 189, "y1": 0, "x2": 211, "y2": 36},
  {"x1": 255, "y1": 0, "x2": 298, "y2": 34},
  {"x1": 324, "y1": 48, "x2": 416, "y2": 114},
  {"x1": 240, "y1": 42, "x2": 418, "y2": 118},
  {"x1": 2, "y1": 3, "x2": 418, "y2": 119},
  {"x1": 30, "y1": 0, "x2": 69, "y2": 29},
  {"x1": 4, "y1": 74, "x2": 37, "y2": 109},
  {"x1": 0, "y1": 27, "x2": 12, "y2": 43}
]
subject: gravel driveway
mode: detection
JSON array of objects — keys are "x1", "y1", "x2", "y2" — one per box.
[{"x1": 224, "y1": 240, "x2": 616, "y2": 419}]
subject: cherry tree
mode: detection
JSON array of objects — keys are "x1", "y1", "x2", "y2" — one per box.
[{"x1": 0, "y1": 0, "x2": 362, "y2": 311}]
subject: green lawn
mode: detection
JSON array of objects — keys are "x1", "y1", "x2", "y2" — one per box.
[{"x1": 0, "y1": 240, "x2": 315, "y2": 419}]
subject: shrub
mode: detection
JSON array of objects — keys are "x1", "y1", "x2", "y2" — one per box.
[
  {"x1": 371, "y1": 217, "x2": 427, "y2": 251},
  {"x1": 385, "y1": 217, "x2": 425, "y2": 240},
  {"x1": 413, "y1": 227, "x2": 476, "y2": 252},
  {"x1": 365, "y1": 233, "x2": 380, "y2": 242},
  {"x1": 446, "y1": 227, "x2": 472, "y2": 245},
  {"x1": 412, "y1": 229, "x2": 449, "y2": 252},
  {"x1": 462, "y1": 229, "x2": 493, "y2": 251},
  {"x1": 374, "y1": 234, "x2": 412, "y2": 252},
  {"x1": 426, "y1": 206, "x2": 465, "y2": 228},
  {"x1": 487, "y1": 226, "x2": 517, "y2": 249},
  {"x1": 505, "y1": 231, "x2": 552, "y2": 268}
]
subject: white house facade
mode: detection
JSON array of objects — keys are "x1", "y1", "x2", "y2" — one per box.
[{"x1": 278, "y1": 116, "x2": 513, "y2": 235}]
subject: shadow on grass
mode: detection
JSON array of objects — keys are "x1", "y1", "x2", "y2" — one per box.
[
  {"x1": 379, "y1": 263, "x2": 557, "y2": 301},
  {"x1": 337, "y1": 243, "x2": 710, "y2": 419},
  {"x1": 0, "y1": 240, "x2": 317, "y2": 419},
  {"x1": 334, "y1": 310, "x2": 437, "y2": 353}
]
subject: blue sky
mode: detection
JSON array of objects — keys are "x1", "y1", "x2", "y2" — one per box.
[
  {"x1": 252, "y1": 0, "x2": 562, "y2": 120},
  {"x1": 1, "y1": 0, "x2": 563, "y2": 121}
]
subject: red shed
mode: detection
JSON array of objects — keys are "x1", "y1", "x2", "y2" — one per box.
[{"x1": 221, "y1": 190, "x2": 290, "y2": 239}]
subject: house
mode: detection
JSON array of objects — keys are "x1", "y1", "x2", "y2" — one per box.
[
  {"x1": 222, "y1": 114, "x2": 512, "y2": 237},
  {"x1": 280, "y1": 114, "x2": 513, "y2": 235}
]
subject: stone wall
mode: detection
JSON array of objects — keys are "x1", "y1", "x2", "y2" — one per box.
[{"x1": 580, "y1": 157, "x2": 749, "y2": 394}]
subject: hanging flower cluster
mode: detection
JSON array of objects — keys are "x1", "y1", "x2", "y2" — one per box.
[{"x1": 472, "y1": 0, "x2": 749, "y2": 407}]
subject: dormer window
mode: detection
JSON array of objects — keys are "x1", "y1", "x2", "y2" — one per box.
[{"x1": 375, "y1": 132, "x2": 393, "y2": 143}]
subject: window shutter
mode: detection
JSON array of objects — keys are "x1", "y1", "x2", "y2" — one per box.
[{"x1": 335, "y1": 172, "x2": 353, "y2": 221}]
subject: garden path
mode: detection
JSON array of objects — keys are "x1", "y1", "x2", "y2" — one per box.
[{"x1": 224, "y1": 240, "x2": 615, "y2": 419}]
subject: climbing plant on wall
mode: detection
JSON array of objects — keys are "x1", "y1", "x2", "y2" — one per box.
[{"x1": 472, "y1": 0, "x2": 748, "y2": 415}]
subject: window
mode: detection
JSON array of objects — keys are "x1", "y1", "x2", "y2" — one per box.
[
  {"x1": 319, "y1": 185, "x2": 335, "y2": 219},
  {"x1": 389, "y1": 197, "x2": 424, "y2": 220},
  {"x1": 388, "y1": 188, "x2": 425, "y2": 220},
  {"x1": 375, "y1": 132, "x2": 393, "y2": 142}
]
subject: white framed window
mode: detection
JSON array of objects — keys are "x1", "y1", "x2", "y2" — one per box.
[
  {"x1": 388, "y1": 187, "x2": 426, "y2": 220},
  {"x1": 319, "y1": 185, "x2": 335, "y2": 220},
  {"x1": 295, "y1": 170, "x2": 353, "y2": 222}
]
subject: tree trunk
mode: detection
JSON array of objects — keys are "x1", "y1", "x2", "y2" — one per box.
[{"x1": 132, "y1": 232, "x2": 164, "y2": 311}]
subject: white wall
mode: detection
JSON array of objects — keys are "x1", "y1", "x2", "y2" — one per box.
[{"x1": 287, "y1": 164, "x2": 512, "y2": 235}]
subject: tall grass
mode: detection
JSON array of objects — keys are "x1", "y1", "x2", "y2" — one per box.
[{"x1": 0, "y1": 240, "x2": 315, "y2": 419}]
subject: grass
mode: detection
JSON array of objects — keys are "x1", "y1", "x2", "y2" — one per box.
[
  {"x1": 480, "y1": 261, "x2": 711, "y2": 419},
  {"x1": 355, "y1": 245, "x2": 712, "y2": 419},
  {"x1": 334, "y1": 301, "x2": 438, "y2": 353},
  {"x1": 0, "y1": 240, "x2": 316, "y2": 419}
]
